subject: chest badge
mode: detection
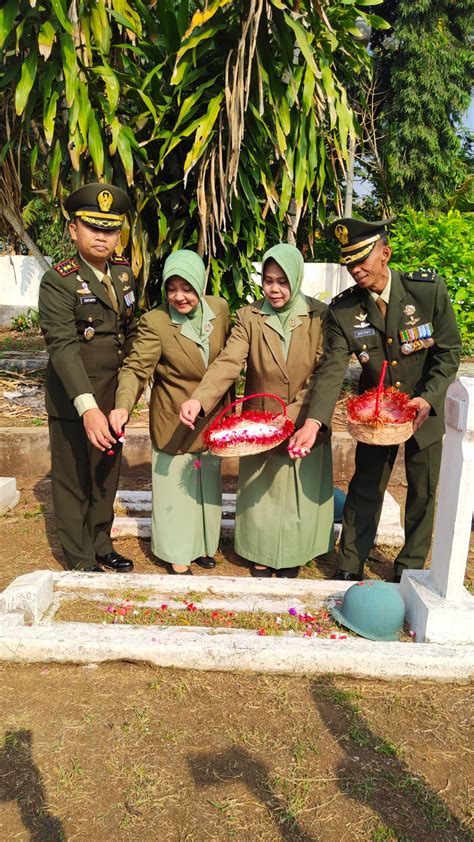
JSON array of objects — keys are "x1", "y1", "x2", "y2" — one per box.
[
  {"x1": 77, "y1": 279, "x2": 93, "y2": 295},
  {"x1": 354, "y1": 312, "x2": 370, "y2": 329},
  {"x1": 358, "y1": 351, "x2": 370, "y2": 364},
  {"x1": 403, "y1": 304, "x2": 416, "y2": 316},
  {"x1": 119, "y1": 272, "x2": 129, "y2": 284},
  {"x1": 405, "y1": 315, "x2": 420, "y2": 326},
  {"x1": 203, "y1": 322, "x2": 213, "y2": 334},
  {"x1": 83, "y1": 326, "x2": 95, "y2": 341}
]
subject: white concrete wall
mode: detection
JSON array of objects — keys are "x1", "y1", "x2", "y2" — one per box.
[
  {"x1": 0, "y1": 255, "x2": 50, "y2": 325},
  {"x1": 252, "y1": 262, "x2": 353, "y2": 301}
]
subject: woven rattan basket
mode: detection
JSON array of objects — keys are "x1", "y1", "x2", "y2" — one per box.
[
  {"x1": 204, "y1": 393, "x2": 295, "y2": 458},
  {"x1": 347, "y1": 419, "x2": 414, "y2": 446}
]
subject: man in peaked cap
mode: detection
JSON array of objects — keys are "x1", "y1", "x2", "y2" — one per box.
[
  {"x1": 39, "y1": 183, "x2": 137, "y2": 573},
  {"x1": 289, "y1": 216, "x2": 461, "y2": 583}
]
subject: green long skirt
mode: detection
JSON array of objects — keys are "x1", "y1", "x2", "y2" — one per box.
[
  {"x1": 235, "y1": 442, "x2": 334, "y2": 570},
  {"x1": 151, "y1": 449, "x2": 222, "y2": 566}
]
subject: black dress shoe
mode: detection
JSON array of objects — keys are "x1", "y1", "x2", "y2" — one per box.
[
  {"x1": 193, "y1": 556, "x2": 216, "y2": 569},
  {"x1": 250, "y1": 564, "x2": 273, "y2": 578},
  {"x1": 393, "y1": 575, "x2": 401, "y2": 584},
  {"x1": 96, "y1": 552, "x2": 134, "y2": 572},
  {"x1": 166, "y1": 563, "x2": 193, "y2": 576},
  {"x1": 275, "y1": 567, "x2": 301, "y2": 579},
  {"x1": 333, "y1": 569, "x2": 362, "y2": 582}
]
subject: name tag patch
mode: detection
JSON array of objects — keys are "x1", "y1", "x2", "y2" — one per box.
[
  {"x1": 353, "y1": 327, "x2": 376, "y2": 338},
  {"x1": 80, "y1": 296, "x2": 98, "y2": 304}
]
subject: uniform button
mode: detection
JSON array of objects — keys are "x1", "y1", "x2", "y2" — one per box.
[
  {"x1": 118, "y1": 333, "x2": 123, "y2": 340},
  {"x1": 362, "y1": 344, "x2": 367, "y2": 350},
  {"x1": 88, "y1": 317, "x2": 93, "y2": 323},
  {"x1": 391, "y1": 360, "x2": 398, "y2": 367},
  {"x1": 118, "y1": 350, "x2": 122, "y2": 356},
  {"x1": 395, "y1": 381, "x2": 401, "y2": 388},
  {"x1": 387, "y1": 337, "x2": 393, "y2": 344}
]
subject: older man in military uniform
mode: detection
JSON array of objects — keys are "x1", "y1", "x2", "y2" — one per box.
[
  {"x1": 39, "y1": 183, "x2": 137, "y2": 572},
  {"x1": 289, "y1": 217, "x2": 461, "y2": 582}
]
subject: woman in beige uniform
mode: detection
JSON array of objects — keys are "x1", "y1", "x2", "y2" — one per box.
[
  {"x1": 110, "y1": 250, "x2": 231, "y2": 574},
  {"x1": 180, "y1": 243, "x2": 334, "y2": 578}
]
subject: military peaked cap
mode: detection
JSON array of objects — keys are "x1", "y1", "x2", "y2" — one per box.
[
  {"x1": 328, "y1": 216, "x2": 396, "y2": 267},
  {"x1": 64, "y1": 183, "x2": 131, "y2": 231}
]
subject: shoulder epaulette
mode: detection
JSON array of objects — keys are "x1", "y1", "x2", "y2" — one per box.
[
  {"x1": 404, "y1": 268, "x2": 437, "y2": 282},
  {"x1": 53, "y1": 258, "x2": 80, "y2": 276},
  {"x1": 330, "y1": 286, "x2": 356, "y2": 306},
  {"x1": 110, "y1": 254, "x2": 130, "y2": 266}
]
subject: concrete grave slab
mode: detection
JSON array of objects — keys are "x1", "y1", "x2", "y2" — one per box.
[{"x1": 0, "y1": 570, "x2": 472, "y2": 681}]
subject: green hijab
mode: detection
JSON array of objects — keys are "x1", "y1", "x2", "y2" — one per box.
[
  {"x1": 162, "y1": 249, "x2": 206, "y2": 330},
  {"x1": 261, "y1": 243, "x2": 304, "y2": 314}
]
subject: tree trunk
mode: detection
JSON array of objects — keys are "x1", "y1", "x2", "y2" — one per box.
[{"x1": 2, "y1": 206, "x2": 50, "y2": 272}]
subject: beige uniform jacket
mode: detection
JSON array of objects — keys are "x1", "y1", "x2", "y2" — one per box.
[
  {"x1": 115, "y1": 296, "x2": 232, "y2": 454},
  {"x1": 192, "y1": 296, "x2": 330, "y2": 444}
]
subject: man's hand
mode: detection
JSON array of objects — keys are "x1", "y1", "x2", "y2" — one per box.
[
  {"x1": 83, "y1": 408, "x2": 116, "y2": 451},
  {"x1": 287, "y1": 419, "x2": 321, "y2": 460},
  {"x1": 408, "y1": 397, "x2": 432, "y2": 432},
  {"x1": 109, "y1": 408, "x2": 129, "y2": 436},
  {"x1": 179, "y1": 399, "x2": 202, "y2": 430}
]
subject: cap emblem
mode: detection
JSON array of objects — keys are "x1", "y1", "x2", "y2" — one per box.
[
  {"x1": 334, "y1": 224, "x2": 349, "y2": 245},
  {"x1": 97, "y1": 189, "x2": 113, "y2": 212}
]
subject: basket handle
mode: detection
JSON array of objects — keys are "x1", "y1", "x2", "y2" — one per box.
[{"x1": 209, "y1": 392, "x2": 288, "y2": 431}]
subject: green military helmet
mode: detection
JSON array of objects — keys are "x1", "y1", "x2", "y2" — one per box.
[{"x1": 331, "y1": 580, "x2": 406, "y2": 641}]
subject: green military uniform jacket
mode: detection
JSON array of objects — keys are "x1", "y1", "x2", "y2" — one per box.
[
  {"x1": 307, "y1": 270, "x2": 461, "y2": 449},
  {"x1": 115, "y1": 296, "x2": 232, "y2": 454},
  {"x1": 39, "y1": 254, "x2": 137, "y2": 418},
  {"x1": 193, "y1": 295, "x2": 330, "y2": 439}
]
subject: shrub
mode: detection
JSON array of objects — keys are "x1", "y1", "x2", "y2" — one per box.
[
  {"x1": 389, "y1": 209, "x2": 474, "y2": 355},
  {"x1": 11, "y1": 308, "x2": 41, "y2": 333}
]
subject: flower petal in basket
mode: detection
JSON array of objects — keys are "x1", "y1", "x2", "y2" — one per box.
[
  {"x1": 346, "y1": 386, "x2": 416, "y2": 446},
  {"x1": 204, "y1": 393, "x2": 295, "y2": 458}
]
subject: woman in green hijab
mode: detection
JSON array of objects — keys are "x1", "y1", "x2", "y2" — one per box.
[
  {"x1": 180, "y1": 243, "x2": 334, "y2": 578},
  {"x1": 110, "y1": 250, "x2": 232, "y2": 573}
]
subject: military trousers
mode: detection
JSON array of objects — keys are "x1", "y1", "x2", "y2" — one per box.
[
  {"x1": 338, "y1": 436, "x2": 443, "y2": 577},
  {"x1": 49, "y1": 417, "x2": 122, "y2": 570}
]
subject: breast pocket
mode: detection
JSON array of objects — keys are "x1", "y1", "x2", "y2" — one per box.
[{"x1": 75, "y1": 301, "x2": 104, "y2": 327}]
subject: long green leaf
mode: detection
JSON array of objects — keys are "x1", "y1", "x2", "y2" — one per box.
[
  {"x1": 43, "y1": 91, "x2": 59, "y2": 146},
  {"x1": 15, "y1": 47, "x2": 37, "y2": 116},
  {"x1": 183, "y1": 93, "x2": 223, "y2": 179},
  {"x1": 38, "y1": 20, "x2": 56, "y2": 60},
  {"x1": 88, "y1": 111, "x2": 105, "y2": 178},
  {"x1": 51, "y1": 0, "x2": 73, "y2": 34},
  {"x1": 0, "y1": 1, "x2": 20, "y2": 51}
]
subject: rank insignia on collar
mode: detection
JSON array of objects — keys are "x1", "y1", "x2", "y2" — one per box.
[
  {"x1": 403, "y1": 304, "x2": 416, "y2": 316},
  {"x1": 203, "y1": 322, "x2": 213, "y2": 334},
  {"x1": 289, "y1": 317, "x2": 298, "y2": 328},
  {"x1": 110, "y1": 254, "x2": 130, "y2": 266}
]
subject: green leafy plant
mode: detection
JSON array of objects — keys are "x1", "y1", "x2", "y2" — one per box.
[
  {"x1": 0, "y1": 0, "x2": 388, "y2": 303},
  {"x1": 389, "y1": 209, "x2": 474, "y2": 355},
  {"x1": 10, "y1": 308, "x2": 41, "y2": 333}
]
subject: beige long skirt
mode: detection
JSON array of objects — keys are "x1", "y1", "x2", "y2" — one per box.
[
  {"x1": 151, "y1": 448, "x2": 222, "y2": 566},
  {"x1": 235, "y1": 442, "x2": 334, "y2": 569}
]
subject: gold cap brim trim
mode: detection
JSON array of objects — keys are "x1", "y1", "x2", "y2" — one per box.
[
  {"x1": 341, "y1": 233, "x2": 381, "y2": 253},
  {"x1": 74, "y1": 211, "x2": 124, "y2": 230},
  {"x1": 340, "y1": 242, "x2": 377, "y2": 266}
]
